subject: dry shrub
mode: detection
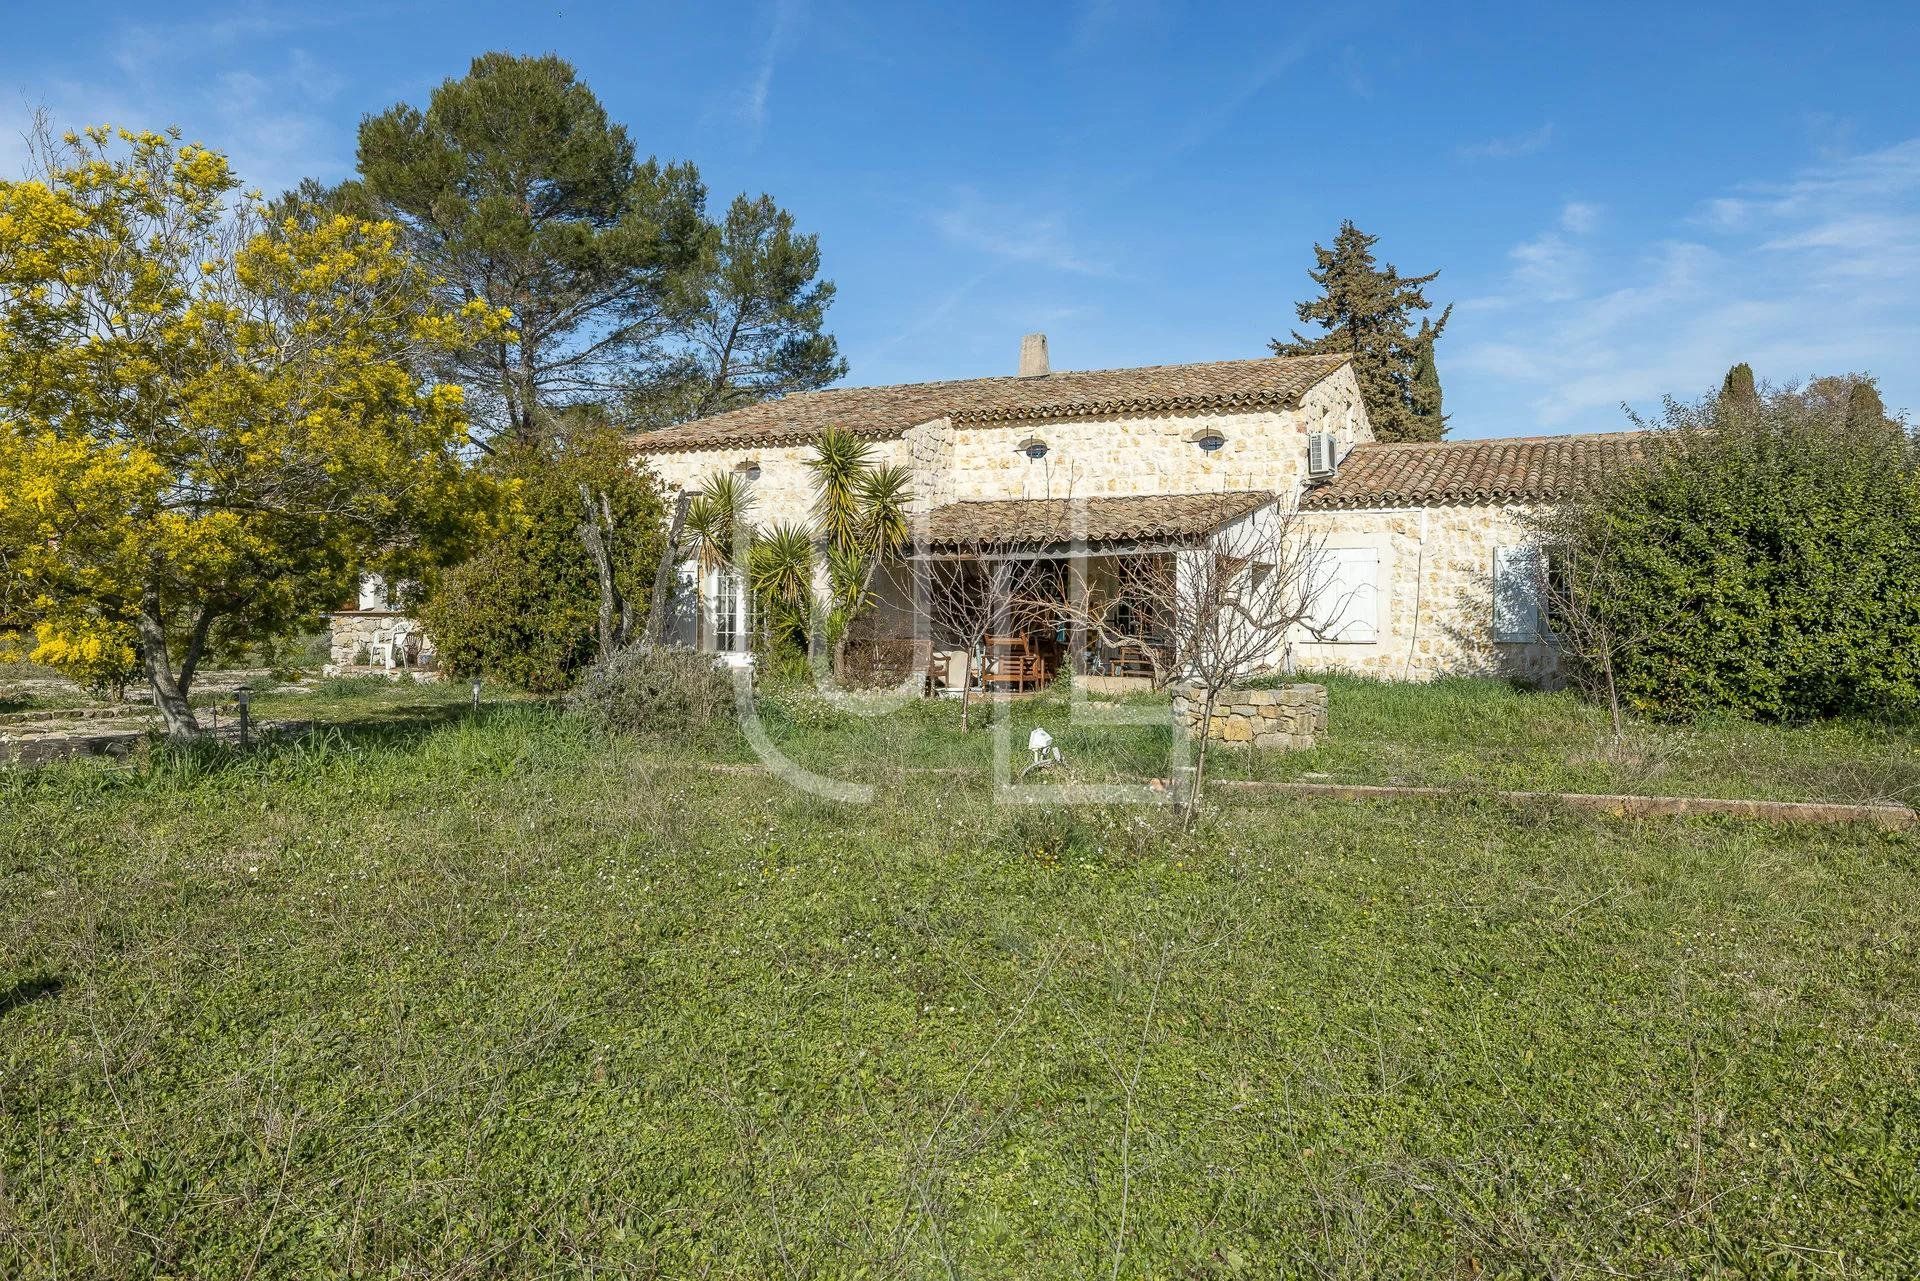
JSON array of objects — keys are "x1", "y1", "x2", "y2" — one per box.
[{"x1": 568, "y1": 645, "x2": 733, "y2": 738}]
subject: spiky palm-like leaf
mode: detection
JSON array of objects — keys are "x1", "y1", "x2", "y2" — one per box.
[
  {"x1": 748, "y1": 523, "x2": 815, "y2": 611},
  {"x1": 825, "y1": 541, "x2": 873, "y2": 617},
  {"x1": 806, "y1": 427, "x2": 874, "y2": 553},
  {"x1": 686, "y1": 471, "x2": 753, "y2": 569},
  {"x1": 857, "y1": 463, "x2": 913, "y2": 557},
  {"x1": 747, "y1": 521, "x2": 816, "y2": 646}
]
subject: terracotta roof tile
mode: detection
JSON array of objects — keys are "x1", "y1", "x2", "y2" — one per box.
[
  {"x1": 633, "y1": 353, "x2": 1353, "y2": 453},
  {"x1": 918, "y1": 491, "x2": 1276, "y2": 550},
  {"x1": 1299, "y1": 431, "x2": 1651, "y2": 510}
]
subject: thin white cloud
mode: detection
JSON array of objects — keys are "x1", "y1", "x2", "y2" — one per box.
[
  {"x1": 1469, "y1": 201, "x2": 1601, "y2": 308},
  {"x1": 1069, "y1": 0, "x2": 1169, "y2": 54},
  {"x1": 1506, "y1": 231, "x2": 1586, "y2": 302},
  {"x1": 933, "y1": 189, "x2": 1114, "y2": 277},
  {"x1": 1168, "y1": 35, "x2": 1318, "y2": 157},
  {"x1": 14, "y1": 8, "x2": 355, "y2": 198},
  {"x1": 1338, "y1": 46, "x2": 1371, "y2": 99},
  {"x1": 856, "y1": 268, "x2": 995, "y2": 372},
  {"x1": 738, "y1": 0, "x2": 804, "y2": 142},
  {"x1": 1559, "y1": 200, "x2": 1600, "y2": 234},
  {"x1": 1458, "y1": 122, "x2": 1554, "y2": 161},
  {"x1": 1452, "y1": 139, "x2": 1920, "y2": 430}
]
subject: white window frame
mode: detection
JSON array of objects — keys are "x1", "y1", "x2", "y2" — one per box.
[{"x1": 706, "y1": 565, "x2": 752, "y2": 655}]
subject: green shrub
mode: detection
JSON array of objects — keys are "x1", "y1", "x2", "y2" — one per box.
[
  {"x1": 1538, "y1": 376, "x2": 1920, "y2": 722},
  {"x1": 420, "y1": 424, "x2": 666, "y2": 693},
  {"x1": 567, "y1": 645, "x2": 733, "y2": 737}
]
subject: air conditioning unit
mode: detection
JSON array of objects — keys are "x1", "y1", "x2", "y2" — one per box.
[{"x1": 1307, "y1": 431, "x2": 1340, "y2": 477}]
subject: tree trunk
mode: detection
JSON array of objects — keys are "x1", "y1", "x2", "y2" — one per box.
[
  {"x1": 512, "y1": 326, "x2": 541, "y2": 446},
  {"x1": 1602, "y1": 644, "x2": 1624, "y2": 744},
  {"x1": 136, "y1": 606, "x2": 202, "y2": 741},
  {"x1": 644, "y1": 490, "x2": 692, "y2": 647},
  {"x1": 578, "y1": 484, "x2": 622, "y2": 663},
  {"x1": 1186, "y1": 688, "x2": 1218, "y2": 826},
  {"x1": 959, "y1": 653, "x2": 973, "y2": 732},
  {"x1": 605, "y1": 492, "x2": 634, "y2": 648}
]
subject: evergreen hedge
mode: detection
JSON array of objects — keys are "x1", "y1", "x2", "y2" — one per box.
[
  {"x1": 420, "y1": 426, "x2": 666, "y2": 693},
  {"x1": 1543, "y1": 379, "x2": 1920, "y2": 722}
]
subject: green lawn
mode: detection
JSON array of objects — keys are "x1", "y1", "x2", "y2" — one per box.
[
  {"x1": 3, "y1": 697, "x2": 1917, "y2": 1276},
  {"x1": 678, "y1": 672, "x2": 1920, "y2": 806},
  {"x1": 15, "y1": 668, "x2": 1919, "y2": 807}
]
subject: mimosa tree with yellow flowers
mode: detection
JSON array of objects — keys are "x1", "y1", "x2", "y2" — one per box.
[{"x1": 0, "y1": 122, "x2": 511, "y2": 738}]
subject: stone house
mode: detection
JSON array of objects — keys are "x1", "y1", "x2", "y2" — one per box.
[{"x1": 634, "y1": 334, "x2": 1644, "y2": 684}]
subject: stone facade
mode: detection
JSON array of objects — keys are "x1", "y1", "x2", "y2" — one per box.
[
  {"x1": 946, "y1": 363, "x2": 1366, "y2": 503},
  {"x1": 326, "y1": 611, "x2": 437, "y2": 673},
  {"x1": 640, "y1": 362, "x2": 1369, "y2": 524},
  {"x1": 1172, "y1": 682, "x2": 1328, "y2": 751},
  {"x1": 643, "y1": 421, "x2": 951, "y2": 525},
  {"x1": 1292, "y1": 504, "x2": 1559, "y2": 683},
  {"x1": 630, "y1": 353, "x2": 1572, "y2": 688}
]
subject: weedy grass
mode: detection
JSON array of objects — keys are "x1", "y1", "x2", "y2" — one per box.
[
  {"x1": 1231, "y1": 673, "x2": 1920, "y2": 805},
  {"x1": 2, "y1": 702, "x2": 1917, "y2": 1276},
  {"x1": 17, "y1": 671, "x2": 1919, "y2": 807},
  {"x1": 727, "y1": 672, "x2": 1920, "y2": 806}
]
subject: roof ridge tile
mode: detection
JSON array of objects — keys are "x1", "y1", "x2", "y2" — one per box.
[{"x1": 632, "y1": 353, "x2": 1352, "y2": 454}]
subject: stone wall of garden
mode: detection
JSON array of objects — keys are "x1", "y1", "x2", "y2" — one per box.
[
  {"x1": 1173, "y1": 682, "x2": 1327, "y2": 751},
  {"x1": 326, "y1": 611, "x2": 436, "y2": 673}
]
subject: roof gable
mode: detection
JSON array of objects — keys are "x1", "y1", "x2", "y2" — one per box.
[{"x1": 632, "y1": 353, "x2": 1352, "y2": 453}]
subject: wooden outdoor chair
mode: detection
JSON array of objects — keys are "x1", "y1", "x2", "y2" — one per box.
[
  {"x1": 1107, "y1": 636, "x2": 1167, "y2": 681},
  {"x1": 922, "y1": 643, "x2": 963, "y2": 697},
  {"x1": 982, "y1": 635, "x2": 1046, "y2": 692}
]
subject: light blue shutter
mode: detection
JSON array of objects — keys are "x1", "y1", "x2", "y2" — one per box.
[{"x1": 1493, "y1": 546, "x2": 1542, "y2": 641}]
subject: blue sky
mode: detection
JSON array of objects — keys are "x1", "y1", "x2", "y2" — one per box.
[{"x1": 4, "y1": 1, "x2": 1917, "y2": 436}]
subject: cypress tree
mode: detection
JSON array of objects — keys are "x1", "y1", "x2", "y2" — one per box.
[
  {"x1": 1409, "y1": 312, "x2": 1448, "y2": 436},
  {"x1": 1720, "y1": 362, "x2": 1760, "y2": 417},
  {"x1": 1846, "y1": 379, "x2": 1888, "y2": 432},
  {"x1": 1272, "y1": 221, "x2": 1451, "y2": 442}
]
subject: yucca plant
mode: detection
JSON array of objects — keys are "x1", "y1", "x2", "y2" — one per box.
[
  {"x1": 857, "y1": 463, "x2": 912, "y2": 553},
  {"x1": 747, "y1": 522, "x2": 816, "y2": 650},
  {"x1": 823, "y1": 541, "x2": 873, "y2": 646},
  {"x1": 805, "y1": 427, "x2": 875, "y2": 553},
  {"x1": 685, "y1": 471, "x2": 754, "y2": 571},
  {"x1": 806, "y1": 435, "x2": 914, "y2": 677}
]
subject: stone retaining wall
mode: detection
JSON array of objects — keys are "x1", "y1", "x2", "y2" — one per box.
[{"x1": 1172, "y1": 682, "x2": 1327, "y2": 751}]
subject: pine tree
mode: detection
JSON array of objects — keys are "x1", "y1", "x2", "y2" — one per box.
[
  {"x1": 1271, "y1": 221, "x2": 1450, "y2": 442},
  {"x1": 1720, "y1": 362, "x2": 1759, "y2": 417},
  {"x1": 336, "y1": 53, "x2": 845, "y2": 447}
]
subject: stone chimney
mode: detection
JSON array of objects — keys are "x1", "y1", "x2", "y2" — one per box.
[{"x1": 1018, "y1": 332, "x2": 1049, "y2": 378}]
